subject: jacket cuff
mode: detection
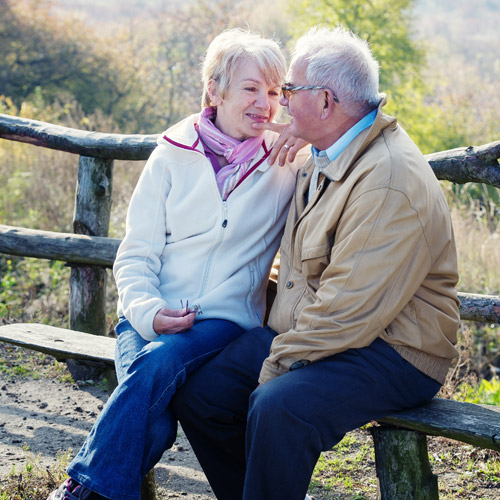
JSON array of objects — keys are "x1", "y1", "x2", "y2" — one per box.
[
  {"x1": 129, "y1": 300, "x2": 167, "y2": 341},
  {"x1": 258, "y1": 357, "x2": 287, "y2": 384}
]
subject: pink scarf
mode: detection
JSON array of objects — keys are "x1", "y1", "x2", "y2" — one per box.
[{"x1": 197, "y1": 107, "x2": 263, "y2": 201}]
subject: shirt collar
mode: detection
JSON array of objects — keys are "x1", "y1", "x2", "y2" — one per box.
[{"x1": 311, "y1": 108, "x2": 377, "y2": 163}]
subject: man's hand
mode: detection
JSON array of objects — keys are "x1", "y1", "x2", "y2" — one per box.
[
  {"x1": 252, "y1": 122, "x2": 309, "y2": 166},
  {"x1": 153, "y1": 307, "x2": 196, "y2": 335}
]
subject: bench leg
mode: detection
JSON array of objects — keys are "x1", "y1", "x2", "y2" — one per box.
[
  {"x1": 141, "y1": 469, "x2": 157, "y2": 500},
  {"x1": 371, "y1": 425, "x2": 439, "y2": 500}
]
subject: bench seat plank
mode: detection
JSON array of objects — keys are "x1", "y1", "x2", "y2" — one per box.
[
  {"x1": 0, "y1": 323, "x2": 115, "y2": 366},
  {"x1": 2, "y1": 323, "x2": 500, "y2": 453},
  {"x1": 380, "y1": 398, "x2": 500, "y2": 451}
]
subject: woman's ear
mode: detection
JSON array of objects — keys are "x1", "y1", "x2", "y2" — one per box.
[{"x1": 208, "y1": 79, "x2": 222, "y2": 106}]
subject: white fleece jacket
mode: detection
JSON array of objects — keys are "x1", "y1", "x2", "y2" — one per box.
[{"x1": 113, "y1": 113, "x2": 298, "y2": 340}]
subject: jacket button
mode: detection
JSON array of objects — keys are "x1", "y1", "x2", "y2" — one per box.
[{"x1": 286, "y1": 281, "x2": 294, "y2": 289}]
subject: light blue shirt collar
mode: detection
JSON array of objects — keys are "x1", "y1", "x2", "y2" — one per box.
[{"x1": 311, "y1": 109, "x2": 377, "y2": 162}]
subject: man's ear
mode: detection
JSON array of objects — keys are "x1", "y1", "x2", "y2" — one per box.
[
  {"x1": 320, "y1": 90, "x2": 334, "y2": 119},
  {"x1": 208, "y1": 80, "x2": 222, "y2": 106}
]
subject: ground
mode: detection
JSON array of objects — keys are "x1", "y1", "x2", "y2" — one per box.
[
  {"x1": 1, "y1": 344, "x2": 499, "y2": 499},
  {"x1": 0, "y1": 345, "x2": 215, "y2": 500}
]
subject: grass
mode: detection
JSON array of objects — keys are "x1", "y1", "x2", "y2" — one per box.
[
  {"x1": 309, "y1": 428, "x2": 500, "y2": 500},
  {"x1": 0, "y1": 450, "x2": 72, "y2": 500},
  {"x1": 311, "y1": 430, "x2": 377, "y2": 499},
  {"x1": 0, "y1": 344, "x2": 74, "y2": 384}
]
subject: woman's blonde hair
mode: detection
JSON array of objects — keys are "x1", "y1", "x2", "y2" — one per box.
[{"x1": 201, "y1": 28, "x2": 286, "y2": 108}]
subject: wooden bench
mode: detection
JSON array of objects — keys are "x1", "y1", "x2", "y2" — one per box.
[
  {"x1": 1, "y1": 115, "x2": 499, "y2": 499},
  {"x1": 1, "y1": 322, "x2": 500, "y2": 500}
]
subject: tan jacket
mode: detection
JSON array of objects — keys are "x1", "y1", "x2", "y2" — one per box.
[{"x1": 261, "y1": 101, "x2": 460, "y2": 385}]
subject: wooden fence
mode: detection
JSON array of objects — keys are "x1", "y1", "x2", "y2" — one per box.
[{"x1": 1, "y1": 113, "x2": 500, "y2": 340}]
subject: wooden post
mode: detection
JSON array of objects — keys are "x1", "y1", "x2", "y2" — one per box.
[
  {"x1": 70, "y1": 155, "x2": 113, "y2": 333},
  {"x1": 141, "y1": 470, "x2": 157, "y2": 500},
  {"x1": 68, "y1": 156, "x2": 113, "y2": 380},
  {"x1": 371, "y1": 425, "x2": 439, "y2": 500}
]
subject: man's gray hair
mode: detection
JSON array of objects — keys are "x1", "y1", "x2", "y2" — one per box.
[{"x1": 292, "y1": 26, "x2": 381, "y2": 116}]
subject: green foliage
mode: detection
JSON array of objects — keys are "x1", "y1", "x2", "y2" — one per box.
[
  {"x1": 0, "y1": 0, "x2": 294, "y2": 133},
  {"x1": 384, "y1": 76, "x2": 469, "y2": 154},
  {"x1": 286, "y1": 0, "x2": 424, "y2": 91},
  {"x1": 0, "y1": 0, "x2": 138, "y2": 128},
  {"x1": 456, "y1": 376, "x2": 500, "y2": 405},
  {"x1": 284, "y1": 0, "x2": 500, "y2": 154},
  {"x1": 284, "y1": 0, "x2": 447, "y2": 153},
  {"x1": 0, "y1": 257, "x2": 69, "y2": 324}
]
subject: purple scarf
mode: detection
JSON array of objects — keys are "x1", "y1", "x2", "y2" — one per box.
[{"x1": 197, "y1": 107, "x2": 263, "y2": 200}]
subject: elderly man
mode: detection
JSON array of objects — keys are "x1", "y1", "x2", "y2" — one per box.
[{"x1": 173, "y1": 26, "x2": 459, "y2": 500}]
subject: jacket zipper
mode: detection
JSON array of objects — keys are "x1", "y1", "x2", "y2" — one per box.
[{"x1": 199, "y1": 201, "x2": 228, "y2": 297}]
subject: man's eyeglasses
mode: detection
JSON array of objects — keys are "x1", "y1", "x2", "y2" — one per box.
[{"x1": 281, "y1": 84, "x2": 339, "y2": 103}]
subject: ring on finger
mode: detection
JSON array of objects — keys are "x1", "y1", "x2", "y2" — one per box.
[{"x1": 284, "y1": 144, "x2": 291, "y2": 150}]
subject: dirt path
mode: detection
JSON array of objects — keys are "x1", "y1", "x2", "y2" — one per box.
[
  {"x1": 0, "y1": 371, "x2": 215, "y2": 499},
  {"x1": 2, "y1": 346, "x2": 498, "y2": 499}
]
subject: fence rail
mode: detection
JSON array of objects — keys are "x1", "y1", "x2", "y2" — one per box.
[{"x1": 1, "y1": 113, "x2": 500, "y2": 337}]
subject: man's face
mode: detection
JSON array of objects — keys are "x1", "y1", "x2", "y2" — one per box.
[{"x1": 281, "y1": 58, "x2": 324, "y2": 146}]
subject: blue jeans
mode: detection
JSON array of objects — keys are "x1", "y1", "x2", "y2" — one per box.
[
  {"x1": 172, "y1": 327, "x2": 442, "y2": 500},
  {"x1": 67, "y1": 318, "x2": 244, "y2": 500}
]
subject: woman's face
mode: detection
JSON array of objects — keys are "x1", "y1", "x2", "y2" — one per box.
[{"x1": 210, "y1": 58, "x2": 281, "y2": 141}]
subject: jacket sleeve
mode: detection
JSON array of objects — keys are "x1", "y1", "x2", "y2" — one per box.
[
  {"x1": 113, "y1": 146, "x2": 172, "y2": 340},
  {"x1": 259, "y1": 186, "x2": 433, "y2": 383}
]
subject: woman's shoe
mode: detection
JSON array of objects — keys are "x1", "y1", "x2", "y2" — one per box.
[{"x1": 47, "y1": 478, "x2": 96, "y2": 500}]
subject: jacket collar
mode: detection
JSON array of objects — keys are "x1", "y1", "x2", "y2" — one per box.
[
  {"x1": 320, "y1": 95, "x2": 397, "y2": 183},
  {"x1": 293, "y1": 96, "x2": 397, "y2": 221},
  {"x1": 160, "y1": 113, "x2": 274, "y2": 173}
]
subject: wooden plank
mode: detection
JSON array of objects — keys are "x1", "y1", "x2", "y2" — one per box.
[
  {"x1": 457, "y1": 291, "x2": 500, "y2": 323},
  {"x1": 2, "y1": 229, "x2": 499, "y2": 324},
  {"x1": 2, "y1": 322, "x2": 500, "y2": 454},
  {"x1": 0, "y1": 323, "x2": 115, "y2": 366},
  {"x1": 0, "y1": 224, "x2": 119, "y2": 267},
  {"x1": 1, "y1": 114, "x2": 499, "y2": 187},
  {"x1": 0, "y1": 113, "x2": 157, "y2": 160},
  {"x1": 379, "y1": 398, "x2": 500, "y2": 452},
  {"x1": 426, "y1": 140, "x2": 500, "y2": 188}
]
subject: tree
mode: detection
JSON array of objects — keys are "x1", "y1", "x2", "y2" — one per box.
[
  {"x1": 0, "y1": 0, "x2": 137, "y2": 126},
  {"x1": 113, "y1": 0, "x2": 290, "y2": 132},
  {"x1": 285, "y1": 0, "x2": 424, "y2": 91}
]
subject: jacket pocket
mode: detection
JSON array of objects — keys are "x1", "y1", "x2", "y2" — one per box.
[
  {"x1": 301, "y1": 242, "x2": 331, "y2": 261},
  {"x1": 300, "y1": 242, "x2": 331, "y2": 290},
  {"x1": 383, "y1": 299, "x2": 422, "y2": 349}
]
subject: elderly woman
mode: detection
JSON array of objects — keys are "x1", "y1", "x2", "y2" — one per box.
[{"x1": 48, "y1": 29, "x2": 300, "y2": 500}]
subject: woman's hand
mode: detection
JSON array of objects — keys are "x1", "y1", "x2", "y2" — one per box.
[
  {"x1": 153, "y1": 307, "x2": 196, "y2": 335},
  {"x1": 252, "y1": 121, "x2": 309, "y2": 166}
]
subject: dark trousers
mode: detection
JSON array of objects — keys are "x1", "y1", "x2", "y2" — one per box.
[{"x1": 172, "y1": 327, "x2": 441, "y2": 500}]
